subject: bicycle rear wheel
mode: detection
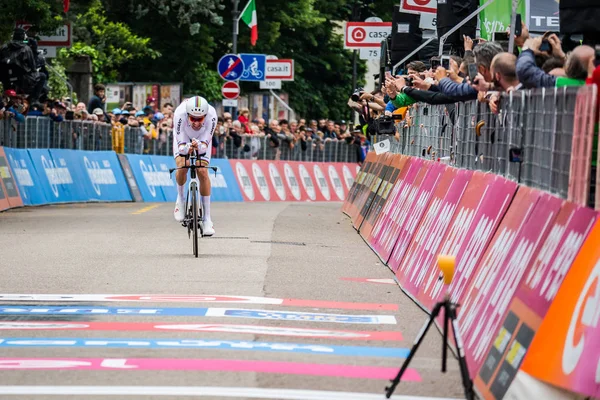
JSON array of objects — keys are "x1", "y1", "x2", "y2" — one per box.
[{"x1": 191, "y1": 182, "x2": 199, "y2": 258}]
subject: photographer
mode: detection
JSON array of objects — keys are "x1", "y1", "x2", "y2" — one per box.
[
  {"x1": 516, "y1": 31, "x2": 593, "y2": 88},
  {"x1": 0, "y1": 28, "x2": 47, "y2": 103}
]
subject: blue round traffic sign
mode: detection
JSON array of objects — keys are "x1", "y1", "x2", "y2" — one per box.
[{"x1": 217, "y1": 54, "x2": 245, "y2": 81}]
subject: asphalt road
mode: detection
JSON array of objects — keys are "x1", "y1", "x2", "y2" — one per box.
[{"x1": 0, "y1": 202, "x2": 463, "y2": 400}]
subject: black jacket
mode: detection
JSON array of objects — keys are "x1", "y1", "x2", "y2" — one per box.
[
  {"x1": 0, "y1": 41, "x2": 37, "y2": 74},
  {"x1": 404, "y1": 86, "x2": 458, "y2": 105}
]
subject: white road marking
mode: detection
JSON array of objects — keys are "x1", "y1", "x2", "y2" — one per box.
[{"x1": 0, "y1": 386, "x2": 461, "y2": 399}]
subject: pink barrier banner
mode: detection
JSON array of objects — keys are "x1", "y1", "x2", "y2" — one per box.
[
  {"x1": 328, "y1": 163, "x2": 350, "y2": 201},
  {"x1": 369, "y1": 158, "x2": 425, "y2": 263},
  {"x1": 360, "y1": 156, "x2": 409, "y2": 240},
  {"x1": 340, "y1": 162, "x2": 360, "y2": 197},
  {"x1": 0, "y1": 358, "x2": 421, "y2": 381},
  {"x1": 355, "y1": 155, "x2": 403, "y2": 231},
  {"x1": 349, "y1": 154, "x2": 388, "y2": 221},
  {"x1": 416, "y1": 175, "x2": 517, "y2": 310},
  {"x1": 475, "y1": 202, "x2": 597, "y2": 399},
  {"x1": 456, "y1": 187, "x2": 547, "y2": 377},
  {"x1": 521, "y1": 218, "x2": 600, "y2": 398},
  {"x1": 367, "y1": 157, "x2": 414, "y2": 253},
  {"x1": 343, "y1": 153, "x2": 376, "y2": 215},
  {"x1": 386, "y1": 162, "x2": 447, "y2": 271},
  {"x1": 295, "y1": 161, "x2": 327, "y2": 202},
  {"x1": 232, "y1": 160, "x2": 272, "y2": 202},
  {"x1": 232, "y1": 160, "x2": 351, "y2": 203},
  {"x1": 395, "y1": 170, "x2": 473, "y2": 295}
]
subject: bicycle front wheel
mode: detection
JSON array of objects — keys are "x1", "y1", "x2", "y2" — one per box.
[{"x1": 191, "y1": 183, "x2": 199, "y2": 258}]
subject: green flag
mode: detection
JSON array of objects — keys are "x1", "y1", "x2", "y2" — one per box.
[
  {"x1": 479, "y1": 0, "x2": 526, "y2": 40},
  {"x1": 240, "y1": 0, "x2": 258, "y2": 46}
]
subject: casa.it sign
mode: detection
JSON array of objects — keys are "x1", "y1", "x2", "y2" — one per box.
[
  {"x1": 265, "y1": 59, "x2": 294, "y2": 81},
  {"x1": 16, "y1": 22, "x2": 72, "y2": 47},
  {"x1": 344, "y1": 22, "x2": 392, "y2": 49},
  {"x1": 400, "y1": 0, "x2": 437, "y2": 15}
]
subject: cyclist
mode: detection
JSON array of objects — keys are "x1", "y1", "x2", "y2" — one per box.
[{"x1": 172, "y1": 96, "x2": 217, "y2": 236}]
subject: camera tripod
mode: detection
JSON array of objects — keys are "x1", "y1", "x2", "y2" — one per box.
[{"x1": 385, "y1": 294, "x2": 475, "y2": 400}]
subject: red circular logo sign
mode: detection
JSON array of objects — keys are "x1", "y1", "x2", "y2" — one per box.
[
  {"x1": 351, "y1": 27, "x2": 366, "y2": 42},
  {"x1": 413, "y1": 0, "x2": 431, "y2": 5},
  {"x1": 221, "y1": 81, "x2": 240, "y2": 100}
]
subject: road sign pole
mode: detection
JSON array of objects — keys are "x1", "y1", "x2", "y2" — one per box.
[
  {"x1": 232, "y1": 0, "x2": 240, "y2": 117},
  {"x1": 351, "y1": 49, "x2": 357, "y2": 125}
]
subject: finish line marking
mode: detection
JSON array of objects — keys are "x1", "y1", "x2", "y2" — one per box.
[
  {"x1": 0, "y1": 337, "x2": 410, "y2": 358},
  {"x1": 131, "y1": 205, "x2": 160, "y2": 215},
  {"x1": 0, "y1": 306, "x2": 397, "y2": 325},
  {"x1": 0, "y1": 386, "x2": 461, "y2": 399},
  {"x1": 0, "y1": 321, "x2": 403, "y2": 341},
  {"x1": 0, "y1": 294, "x2": 398, "y2": 311},
  {"x1": 0, "y1": 358, "x2": 420, "y2": 381},
  {"x1": 341, "y1": 278, "x2": 397, "y2": 285}
]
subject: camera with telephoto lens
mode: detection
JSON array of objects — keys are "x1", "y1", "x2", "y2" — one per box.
[{"x1": 351, "y1": 87, "x2": 364, "y2": 102}]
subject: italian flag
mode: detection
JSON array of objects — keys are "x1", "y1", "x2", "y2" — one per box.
[{"x1": 240, "y1": 0, "x2": 258, "y2": 46}]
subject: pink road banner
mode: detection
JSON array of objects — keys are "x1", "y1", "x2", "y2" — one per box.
[
  {"x1": 386, "y1": 162, "x2": 447, "y2": 271},
  {"x1": 415, "y1": 175, "x2": 518, "y2": 310},
  {"x1": 456, "y1": 187, "x2": 545, "y2": 378},
  {"x1": 369, "y1": 158, "x2": 425, "y2": 262},
  {"x1": 0, "y1": 358, "x2": 421, "y2": 381},
  {"x1": 395, "y1": 170, "x2": 475, "y2": 296},
  {"x1": 475, "y1": 202, "x2": 597, "y2": 399},
  {"x1": 0, "y1": 321, "x2": 403, "y2": 341}
]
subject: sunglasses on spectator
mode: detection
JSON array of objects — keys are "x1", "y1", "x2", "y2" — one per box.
[{"x1": 188, "y1": 115, "x2": 205, "y2": 123}]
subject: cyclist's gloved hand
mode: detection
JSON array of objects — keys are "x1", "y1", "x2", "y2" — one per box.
[
  {"x1": 178, "y1": 143, "x2": 191, "y2": 155},
  {"x1": 193, "y1": 138, "x2": 208, "y2": 156}
]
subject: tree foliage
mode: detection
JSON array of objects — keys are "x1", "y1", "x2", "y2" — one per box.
[
  {"x1": 59, "y1": 0, "x2": 160, "y2": 83},
  {"x1": 47, "y1": 59, "x2": 70, "y2": 101},
  {"x1": 0, "y1": 0, "x2": 64, "y2": 43},
  {"x1": 0, "y1": 0, "x2": 397, "y2": 120}
]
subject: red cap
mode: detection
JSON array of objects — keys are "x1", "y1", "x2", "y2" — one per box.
[
  {"x1": 146, "y1": 96, "x2": 156, "y2": 104},
  {"x1": 4, "y1": 89, "x2": 17, "y2": 97}
]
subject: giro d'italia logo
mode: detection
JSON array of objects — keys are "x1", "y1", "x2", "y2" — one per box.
[
  {"x1": 283, "y1": 163, "x2": 301, "y2": 200},
  {"x1": 269, "y1": 163, "x2": 286, "y2": 200},
  {"x1": 313, "y1": 164, "x2": 330, "y2": 201},
  {"x1": 236, "y1": 162, "x2": 254, "y2": 200},
  {"x1": 252, "y1": 163, "x2": 270, "y2": 201},
  {"x1": 328, "y1": 165, "x2": 345, "y2": 200},
  {"x1": 298, "y1": 164, "x2": 316, "y2": 200}
]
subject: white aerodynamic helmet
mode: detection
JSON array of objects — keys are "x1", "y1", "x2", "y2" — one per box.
[{"x1": 186, "y1": 96, "x2": 209, "y2": 117}]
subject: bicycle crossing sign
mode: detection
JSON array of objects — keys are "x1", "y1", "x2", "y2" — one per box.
[
  {"x1": 239, "y1": 54, "x2": 266, "y2": 82},
  {"x1": 217, "y1": 54, "x2": 245, "y2": 81}
]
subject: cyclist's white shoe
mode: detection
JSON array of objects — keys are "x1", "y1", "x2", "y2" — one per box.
[
  {"x1": 203, "y1": 220, "x2": 215, "y2": 236},
  {"x1": 174, "y1": 200, "x2": 185, "y2": 222}
]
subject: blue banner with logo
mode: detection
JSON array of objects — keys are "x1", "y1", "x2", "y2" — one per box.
[
  {"x1": 73, "y1": 151, "x2": 132, "y2": 201},
  {"x1": 125, "y1": 154, "x2": 171, "y2": 202},
  {"x1": 2, "y1": 148, "x2": 46, "y2": 206},
  {"x1": 150, "y1": 155, "x2": 177, "y2": 202},
  {"x1": 125, "y1": 155, "x2": 242, "y2": 202},
  {"x1": 26, "y1": 149, "x2": 84, "y2": 203},
  {"x1": 209, "y1": 159, "x2": 243, "y2": 202}
]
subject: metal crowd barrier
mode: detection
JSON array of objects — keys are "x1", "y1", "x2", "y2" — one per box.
[
  {"x1": 380, "y1": 85, "x2": 598, "y2": 206},
  {"x1": 1, "y1": 117, "x2": 359, "y2": 163},
  {"x1": 213, "y1": 134, "x2": 359, "y2": 163}
]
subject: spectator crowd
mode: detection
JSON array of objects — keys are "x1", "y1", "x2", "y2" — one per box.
[{"x1": 352, "y1": 25, "x2": 600, "y2": 137}]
